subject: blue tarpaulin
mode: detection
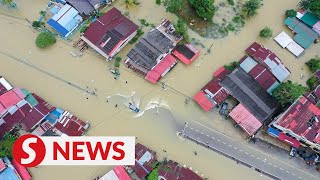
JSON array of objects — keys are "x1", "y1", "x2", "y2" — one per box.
[
  {"x1": 267, "y1": 127, "x2": 280, "y2": 138},
  {"x1": 47, "y1": 19, "x2": 69, "y2": 37}
]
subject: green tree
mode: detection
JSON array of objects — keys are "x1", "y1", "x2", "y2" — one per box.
[
  {"x1": 224, "y1": 61, "x2": 239, "y2": 71},
  {"x1": 299, "y1": 0, "x2": 311, "y2": 10},
  {"x1": 242, "y1": 0, "x2": 262, "y2": 18},
  {"x1": 32, "y1": 21, "x2": 41, "y2": 28},
  {"x1": 259, "y1": 27, "x2": 273, "y2": 39},
  {"x1": 156, "y1": 0, "x2": 161, "y2": 5},
  {"x1": 115, "y1": 56, "x2": 122, "y2": 62},
  {"x1": 35, "y1": 32, "x2": 56, "y2": 49},
  {"x1": 272, "y1": 81, "x2": 308, "y2": 107},
  {"x1": 227, "y1": 0, "x2": 234, "y2": 6},
  {"x1": 285, "y1": 9, "x2": 297, "y2": 17},
  {"x1": 114, "y1": 61, "x2": 120, "y2": 68},
  {"x1": 175, "y1": 19, "x2": 189, "y2": 43},
  {"x1": 310, "y1": 0, "x2": 320, "y2": 17},
  {"x1": 305, "y1": 57, "x2": 320, "y2": 73},
  {"x1": 307, "y1": 76, "x2": 319, "y2": 90},
  {"x1": 0, "y1": 132, "x2": 17, "y2": 159},
  {"x1": 163, "y1": 0, "x2": 183, "y2": 13},
  {"x1": 124, "y1": 0, "x2": 140, "y2": 9},
  {"x1": 40, "y1": 10, "x2": 46, "y2": 17},
  {"x1": 80, "y1": 25, "x2": 88, "y2": 33},
  {"x1": 146, "y1": 168, "x2": 159, "y2": 180},
  {"x1": 188, "y1": 0, "x2": 215, "y2": 20}
]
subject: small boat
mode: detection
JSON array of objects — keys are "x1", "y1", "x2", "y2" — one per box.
[{"x1": 129, "y1": 103, "x2": 140, "y2": 113}]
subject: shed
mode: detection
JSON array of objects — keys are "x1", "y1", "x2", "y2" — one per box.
[
  {"x1": 300, "y1": 12, "x2": 319, "y2": 27},
  {"x1": 47, "y1": 4, "x2": 82, "y2": 37},
  {"x1": 274, "y1": 31, "x2": 293, "y2": 48},
  {"x1": 145, "y1": 54, "x2": 177, "y2": 84},
  {"x1": 173, "y1": 44, "x2": 200, "y2": 65},
  {"x1": 286, "y1": 41, "x2": 304, "y2": 57},
  {"x1": 229, "y1": 104, "x2": 263, "y2": 136},
  {"x1": 12, "y1": 159, "x2": 31, "y2": 180}
]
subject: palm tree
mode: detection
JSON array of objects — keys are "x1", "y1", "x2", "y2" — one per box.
[{"x1": 242, "y1": 0, "x2": 262, "y2": 18}]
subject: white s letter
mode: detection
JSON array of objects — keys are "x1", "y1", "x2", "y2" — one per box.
[{"x1": 21, "y1": 138, "x2": 37, "y2": 165}]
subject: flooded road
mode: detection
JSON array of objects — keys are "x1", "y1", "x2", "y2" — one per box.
[{"x1": 0, "y1": 0, "x2": 319, "y2": 179}]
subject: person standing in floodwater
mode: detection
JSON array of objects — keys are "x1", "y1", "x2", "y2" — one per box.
[{"x1": 115, "y1": 104, "x2": 118, "y2": 107}]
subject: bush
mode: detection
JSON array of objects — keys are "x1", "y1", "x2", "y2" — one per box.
[
  {"x1": 80, "y1": 25, "x2": 88, "y2": 33},
  {"x1": 188, "y1": 0, "x2": 215, "y2": 20},
  {"x1": 307, "y1": 76, "x2": 319, "y2": 90},
  {"x1": 227, "y1": 24, "x2": 236, "y2": 31},
  {"x1": 224, "y1": 61, "x2": 239, "y2": 71},
  {"x1": 32, "y1": 21, "x2": 41, "y2": 28},
  {"x1": 227, "y1": 0, "x2": 234, "y2": 6},
  {"x1": 272, "y1": 81, "x2": 308, "y2": 107},
  {"x1": 35, "y1": 32, "x2": 56, "y2": 49},
  {"x1": 233, "y1": 16, "x2": 245, "y2": 26},
  {"x1": 0, "y1": 132, "x2": 17, "y2": 159},
  {"x1": 115, "y1": 56, "x2": 122, "y2": 62},
  {"x1": 175, "y1": 19, "x2": 190, "y2": 43},
  {"x1": 285, "y1": 9, "x2": 297, "y2": 17},
  {"x1": 139, "y1": 19, "x2": 149, "y2": 26},
  {"x1": 259, "y1": 27, "x2": 273, "y2": 39},
  {"x1": 242, "y1": 0, "x2": 262, "y2": 18},
  {"x1": 156, "y1": 0, "x2": 161, "y2": 5},
  {"x1": 306, "y1": 57, "x2": 320, "y2": 73},
  {"x1": 163, "y1": 0, "x2": 183, "y2": 13},
  {"x1": 114, "y1": 61, "x2": 120, "y2": 68}
]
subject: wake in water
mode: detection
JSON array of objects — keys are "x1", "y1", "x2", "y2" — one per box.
[
  {"x1": 134, "y1": 97, "x2": 170, "y2": 118},
  {"x1": 106, "y1": 91, "x2": 140, "y2": 109}
]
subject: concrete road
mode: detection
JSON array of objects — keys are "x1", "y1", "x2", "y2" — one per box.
[{"x1": 180, "y1": 121, "x2": 319, "y2": 180}]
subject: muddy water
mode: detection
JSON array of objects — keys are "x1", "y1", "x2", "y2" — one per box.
[{"x1": 0, "y1": 0, "x2": 319, "y2": 179}]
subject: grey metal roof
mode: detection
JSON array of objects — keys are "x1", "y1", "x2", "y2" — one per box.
[
  {"x1": 66, "y1": 0, "x2": 95, "y2": 15},
  {"x1": 127, "y1": 29, "x2": 175, "y2": 70},
  {"x1": 221, "y1": 68, "x2": 278, "y2": 123}
]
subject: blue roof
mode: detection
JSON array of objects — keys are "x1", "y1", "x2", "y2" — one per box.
[
  {"x1": 0, "y1": 167, "x2": 20, "y2": 180},
  {"x1": 50, "y1": 6, "x2": 60, "y2": 14},
  {"x1": 64, "y1": 18, "x2": 78, "y2": 31},
  {"x1": 47, "y1": 19, "x2": 69, "y2": 37},
  {"x1": 267, "y1": 127, "x2": 280, "y2": 138}
]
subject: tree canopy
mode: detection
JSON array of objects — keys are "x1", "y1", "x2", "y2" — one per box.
[
  {"x1": 305, "y1": 57, "x2": 320, "y2": 73},
  {"x1": 0, "y1": 132, "x2": 18, "y2": 159},
  {"x1": 242, "y1": 0, "x2": 262, "y2": 18},
  {"x1": 272, "y1": 81, "x2": 308, "y2": 107},
  {"x1": 285, "y1": 9, "x2": 297, "y2": 17},
  {"x1": 35, "y1": 32, "x2": 56, "y2": 49},
  {"x1": 175, "y1": 19, "x2": 189, "y2": 43},
  {"x1": 163, "y1": 0, "x2": 182, "y2": 13},
  {"x1": 299, "y1": 0, "x2": 320, "y2": 17},
  {"x1": 259, "y1": 27, "x2": 273, "y2": 39},
  {"x1": 188, "y1": 0, "x2": 215, "y2": 20}
]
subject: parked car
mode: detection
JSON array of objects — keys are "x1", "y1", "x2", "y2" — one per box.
[
  {"x1": 219, "y1": 102, "x2": 228, "y2": 116},
  {"x1": 290, "y1": 147, "x2": 297, "y2": 157}
]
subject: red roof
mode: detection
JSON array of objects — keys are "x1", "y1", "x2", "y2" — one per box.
[
  {"x1": 145, "y1": 54, "x2": 177, "y2": 84},
  {"x1": 278, "y1": 132, "x2": 300, "y2": 148},
  {"x1": 12, "y1": 88, "x2": 26, "y2": 100},
  {"x1": 12, "y1": 159, "x2": 31, "y2": 180},
  {"x1": 201, "y1": 78, "x2": 229, "y2": 105},
  {"x1": 0, "y1": 106, "x2": 26, "y2": 137},
  {"x1": 83, "y1": 7, "x2": 138, "y2": 57},
  {"x1": 113, "y1": 166, "x2": 131, "y2": 180},
  {"x1": 0, "y1": 90, "x2": 22, "y2": 109},
  {"x1": 0, "y1": 77, "x2": 12, "y2": 96},
  {"x1": 276, "y1": 96, "x2": 320, "y2": 143},
  {"x1": 0, "y1": 103, "x2": 5, "y2": 115},
  {"x1": 229, "y1": 104, "x2": 263, "y2": 136},
  {"x1": 158, "y1": 160, "x2": 202, "y2": 180},
  {"x1": 173, "y1": 44, "x2": 200, "y2": 65},
  {"x1": 248, "y1": 64, "x2": 277, "y2": 90},
  {"x1": 213, "y1": 67, "x2": 231, "y2": 79},
  {"x1": 0, "y1": 159, "x2": 5, "y2": 172},
  {"x1": 132, "y1": 143, "x2": 157, "y2": 179},
  {"x1": 193, "y1": 91, "x2": 215, "y2": 112},
  {"x1": 53, "y1": 115, "x2": 89, "y2": 136}
]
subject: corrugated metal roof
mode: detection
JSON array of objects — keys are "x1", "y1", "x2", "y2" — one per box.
[
  {"x1": 240, "y1": 56, "x2": 257, "y2": 73},
  {"x1": 0, "y1": 90, "x2": 22, "y2": 108},
  {"x1": 274, "y1": 31, "x2": 293, "y2": 48},
  {"x1": 229, "y1": 104, "x2": 263, "y2": 136},
  {"x1": 193, "y1": 91, "x2": 215, "y2": 112},
  {"x1": 286, "y1": 41, "x2": 304, "y2": 57},
  {"x1": 301, "y1": 12, "x2": 319, "y2": 27}
]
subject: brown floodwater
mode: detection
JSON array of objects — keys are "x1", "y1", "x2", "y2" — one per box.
[{"x1": 0, "y1": 0, "x2": 319, "y2": 179}]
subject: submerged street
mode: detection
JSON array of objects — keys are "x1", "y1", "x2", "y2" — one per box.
[
  {"x1": 180, "y1": 121, "x2": 319, "y2": 180},
  {"x1": 1, "y1": 0, "x2": 320, "y2": 179}
]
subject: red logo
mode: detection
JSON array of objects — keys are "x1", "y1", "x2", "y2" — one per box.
[{"x1": 13, "y1": 134, "x2": 46, "y2": 167}]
